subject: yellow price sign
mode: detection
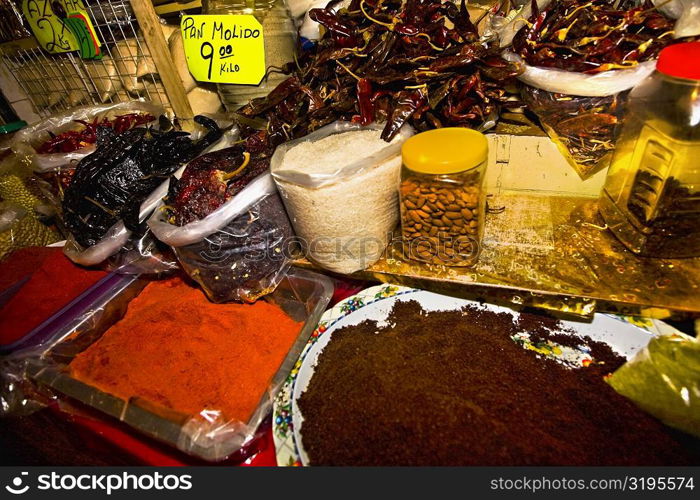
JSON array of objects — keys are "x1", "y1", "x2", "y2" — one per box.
[
  {"x1": 22, "y1": 0, "x2": 78, "y2": 53},
  {"x1": 181, "y1": 15, "x2": 266, "y2": 85}
]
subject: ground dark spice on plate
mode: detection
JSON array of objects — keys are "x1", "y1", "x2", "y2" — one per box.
[{"x1": 297, "y1": 300, "x2": 697, "y2": 465}]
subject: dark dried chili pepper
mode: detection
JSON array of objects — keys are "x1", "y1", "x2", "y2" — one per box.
[
  {"x1": 309, "y1": 8, "x2": 356, "y2": 38},
  {"x1": 381, "y1": 89, "x2": 427, "y2": 140},
  {"x1": 62, "y1": 116, "x2": 221, "y2": 246},
  {"x1": 447, "y1": 0, "x2": 478, "y2": 40},
  {"x1": 36, "y1": 113, "x2": 155, "y2": 154},
  {"x1": 242, "y1": 76, "x2": 301, "y2": 116},
  {"x1": 429, "y1": 44, "x2": 481, "y2": 72},
  {"x1": 357, "y1": 78, "x2": 375, "y2": 126}
]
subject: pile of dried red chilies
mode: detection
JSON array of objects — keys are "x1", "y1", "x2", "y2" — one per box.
[
  {"x1": 239, "y1": 0, "x2": 521, "y2": 142},
  {"x1": 512, "y1": 0, "x2": 676, "y2": 73},
  {"x1": 36, "y1": 113, "x2": 155, "y2": 154}
]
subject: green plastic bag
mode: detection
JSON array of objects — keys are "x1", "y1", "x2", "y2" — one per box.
[{"x1": 608, "y1": 333, "x2": 700, "y2": 438}]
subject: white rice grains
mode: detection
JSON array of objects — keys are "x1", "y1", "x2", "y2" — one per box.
[{"x1": 273, "y1": 129, "x2": 404, "y2": 273}]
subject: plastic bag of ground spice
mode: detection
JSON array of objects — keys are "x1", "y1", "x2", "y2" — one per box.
[
  {"x1": 148, "y1": 173, "x2": 295, "y2": 302},
  {"x1": 9, "y1": 102, "x2": 164, "y2": 174},
  {"x1": 608, "y1": 333, "x2": 700, "y2": 439}
]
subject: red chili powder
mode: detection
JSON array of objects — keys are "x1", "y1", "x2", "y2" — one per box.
[
  {"x1": 69, "y1": 277, "x2": 302, "y2": 423},
  {"x1": 0, "y1": 249, "x2": 107, "y2": 346}
]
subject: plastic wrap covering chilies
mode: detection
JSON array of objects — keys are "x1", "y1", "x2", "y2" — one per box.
[
  {"x1": 496, "y1": 0, "x2": 668, "y2": 179},
  {"x1": 520, "y1": 87, "x2": 629, "y2": 179},
  {"x1": 270, "y1": 121, "x2": 414, "y2": 274},
  {"x1": 9, "y1": 102, "x2": 165, "y2": 173},
  {"x1": 608, "y1": 333, "x2": 700, "y2": 439},
  {"x1": 500, "y1": 50, "x2": 657, "y2": 179},
  {"x1": 0, "y1": 269, "x2": 333, "y2": 461},
  {"x1": 652, "y1": 0, "x2": 700, "y2": 38},
  {"x1": 62, "y1": 168, "x2": 181, "y2": 272},
  {"x1": 148, "y1": 173, "x2": 295, "y2": 303},
  {"x1": 61, "y1": 122, "x2": 239, "y2": 273},
  {"x1": 502, "y1": 52, "x2": 657, "y2": 97},
  {"x1": 61, "y1": 223, "x2": 174, "y2": 275}
]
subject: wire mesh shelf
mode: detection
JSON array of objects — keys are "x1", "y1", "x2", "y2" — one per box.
[{"x1": 0, "y1": 0, "x2": 176, "y2": 117}]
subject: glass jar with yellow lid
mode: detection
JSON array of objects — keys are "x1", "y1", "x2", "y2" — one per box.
[{"x1": 399, "y1": 128, "x2": 488, "y2": 267}]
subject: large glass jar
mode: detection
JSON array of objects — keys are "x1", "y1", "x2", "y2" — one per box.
[
  {"x1": 203, "y1": 0, "x2": 296, "y2": 111},
  {"x1": 599, "y1": 42, "x2": 700, "y2": 258},
  {"x1": 399, "y1": 128, "x2": 488, "y2": 267}
]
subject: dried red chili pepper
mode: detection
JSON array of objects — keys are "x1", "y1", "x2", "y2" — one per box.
[
  {"x1": 36, "y1": 113, "x2": 155, "y2": 154},
  {"x1": 512, "y1": 0, "x2": 678, "y2": 74},
  {"x1": 356, "y1": 78, "x2": 375, "y2": 126},
  {"x1": 309, "y1": 8, "x2": 356, "y2": 38}
]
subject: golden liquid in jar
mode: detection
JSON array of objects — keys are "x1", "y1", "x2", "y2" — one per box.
[{"x1": 600, "y1": 117, "x2": 700, "y2": 258}]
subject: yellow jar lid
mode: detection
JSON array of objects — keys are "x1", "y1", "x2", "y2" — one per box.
[{"x1": 402, "y1": 128, "x2": 488, "y2": 175}]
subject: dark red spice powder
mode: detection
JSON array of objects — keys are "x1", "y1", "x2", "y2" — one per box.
[
  {"x1": 297, "y1": 300, "x2": 697, "y2": 466},
  {"x1": 0, "y1": 246, "x2": 56, "y2": 293},
  {"x1": 0, "y1": 249, "x2": 107, "y2": 346}
]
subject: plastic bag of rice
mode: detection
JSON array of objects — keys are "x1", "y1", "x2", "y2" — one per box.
[{"x1": 270, "y1": 121, "x2": 413, "y2": 273}]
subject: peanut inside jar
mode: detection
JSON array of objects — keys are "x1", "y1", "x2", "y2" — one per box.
[{"x1": 399, "y1": 128, "x2": 488, "y2": 267}]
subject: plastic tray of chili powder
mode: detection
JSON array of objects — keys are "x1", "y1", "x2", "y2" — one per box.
[{"x1": 21, "y1": 267, "x2": 333, "y2": 461}]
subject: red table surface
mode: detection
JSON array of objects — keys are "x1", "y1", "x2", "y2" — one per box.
[{"x1": 5, "y1": 263, "x2": 366, "y2": 466}]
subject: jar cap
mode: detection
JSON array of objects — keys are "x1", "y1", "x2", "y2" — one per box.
[
  {"x1": 402, "y1": 128, "x2": 488, "y2": 175},
  {"x1": 657, "y1": 42, "x2": 700, "y2": 81}
]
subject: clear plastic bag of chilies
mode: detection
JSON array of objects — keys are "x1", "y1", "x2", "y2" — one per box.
[
  {"x1": 149, "y1": 173, "x2": 295, "y2": 303},
  {"x1": 60, "y1": 119, "x2": 237, "y2": 273},
  {"x1": 499, "y1": 50, "x2": 656, "y2": 179},
  {"x1": 9, "y1": 101, "x2": 164, "y2": 173},
  {"x1": 497, "y1": 0, "x2": 674, "y2": 179},
  {"x1": 520, "y1": 88, "x2": 628, "y2": 179}
]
